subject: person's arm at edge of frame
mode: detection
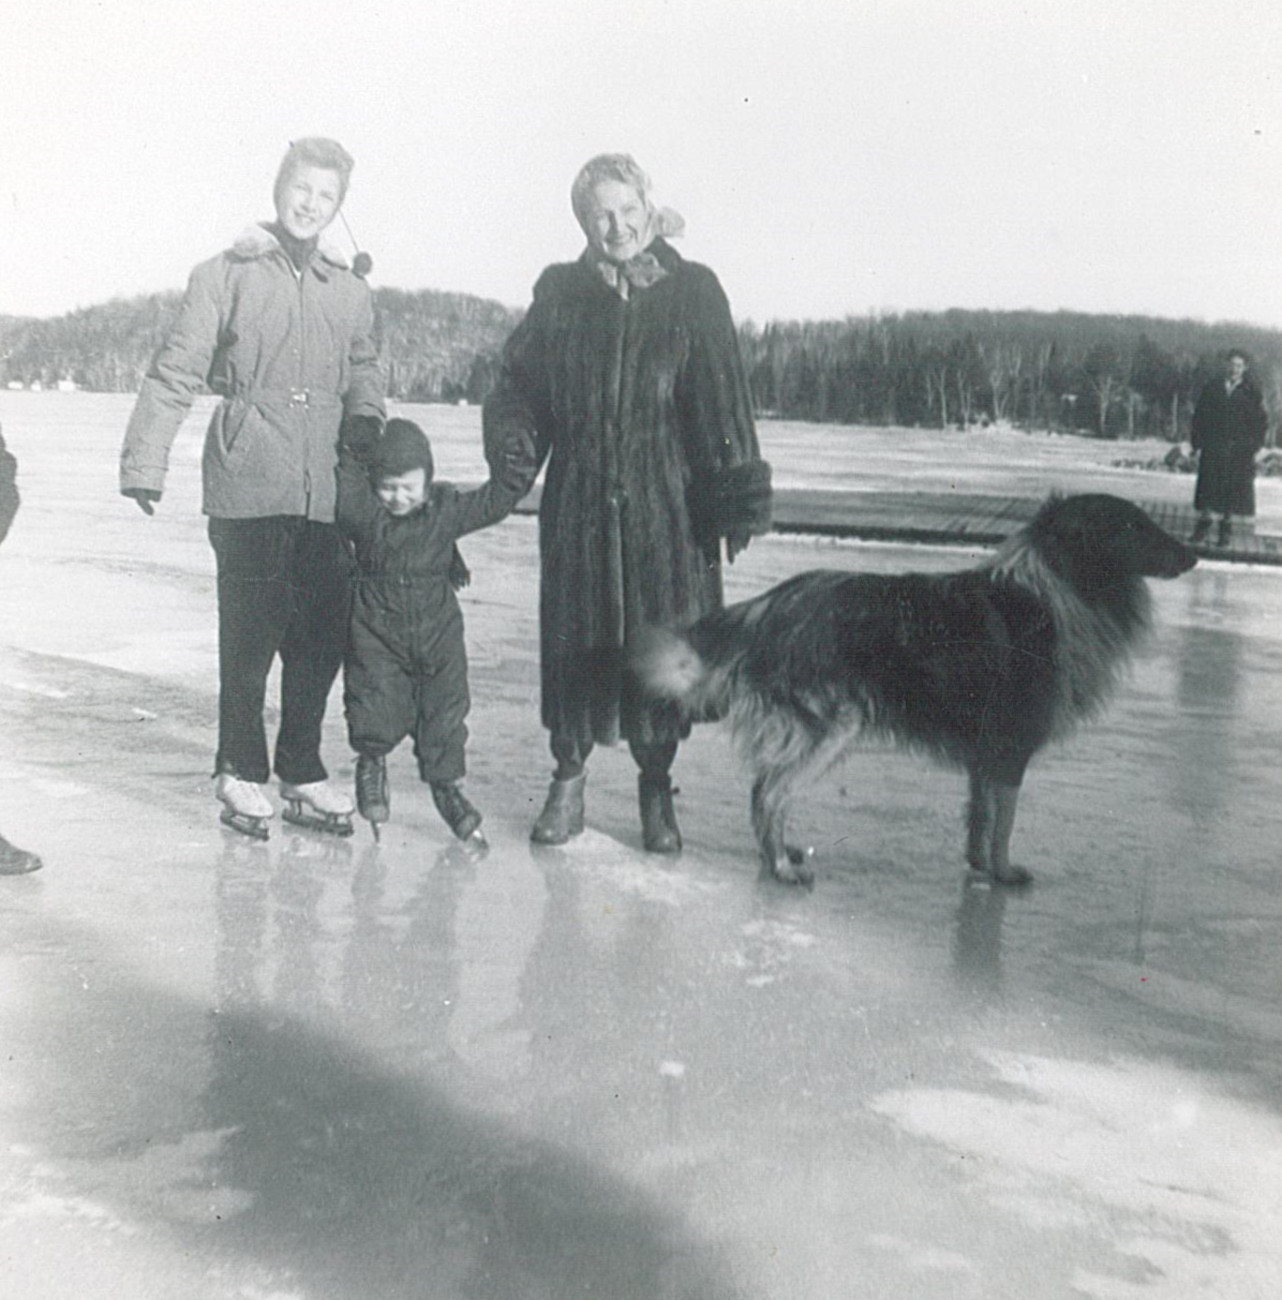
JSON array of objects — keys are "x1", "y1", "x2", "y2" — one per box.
[{"x1": 0, "y1": 427, "x2": 20, "y2": 548}]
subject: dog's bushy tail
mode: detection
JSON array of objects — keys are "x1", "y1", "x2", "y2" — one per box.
[{"x1": 632, "y1": 608, "x2": 753, "y2": 721}]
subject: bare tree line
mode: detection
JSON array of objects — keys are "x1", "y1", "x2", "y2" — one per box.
[
  {"x1": 4, "y1": 294, "x2": 1280, "y2": 444},
  {"x1": 739, "y1": 309, "x2": 1282, "y2": 441}
]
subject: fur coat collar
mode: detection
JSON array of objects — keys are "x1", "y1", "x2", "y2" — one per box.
[{"x1": 230, "y1": 222, "x2": 352, "y2": 271}]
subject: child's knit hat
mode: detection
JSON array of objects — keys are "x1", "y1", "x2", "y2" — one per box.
[{"x1": 373, "y1": 418, "x2": 434, "y2": 480}]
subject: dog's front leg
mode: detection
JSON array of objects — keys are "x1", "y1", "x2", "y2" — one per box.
[
  {"x1": 965, "y1": 768, "x2": 996, "y2": 874},
  {"x1": 988, "y1": 781, "x2": 1032, "y2": 886},
  {"x1": 967, "y1": 770, "x2": 1032, "y2": 886}
]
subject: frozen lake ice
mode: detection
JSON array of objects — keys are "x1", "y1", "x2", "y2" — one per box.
[{"x1": 1, "y1": 394, "x2": 1280, "y2": 1298}]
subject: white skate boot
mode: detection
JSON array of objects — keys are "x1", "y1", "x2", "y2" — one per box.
[
  {"x1": 280, "y1": 779, "x2": 355, "y2": 837},
  {"x1": 216, "y1": 774, "x2": 273, "y2": 841}
]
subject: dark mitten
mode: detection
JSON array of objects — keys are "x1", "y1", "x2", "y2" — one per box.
[
  {"x1": 502, "y1": 441, "x2": 537, "y2": 496},
  {"x1": 486, "y1": 425, "x2": 538, "y2": 497},
  {"x1": 708, "y1": 460, "x2": 772, "y2": 561},
  {"x1": 123, "y1": 487, "x2": 162, "y2": 516},
  {"x1": 449, "y1": 545, "x2": 471, "y2": 591},
  {"x1": 339, "y1": 413, "x2": 383, "y2": 462}
]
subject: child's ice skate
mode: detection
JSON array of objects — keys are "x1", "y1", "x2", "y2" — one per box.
[
  {"x1": 216, "y1": 773, "x2": 273, "y2": 841},
  {"x1": 430, "y1": 781, "x2": 486, "y2": 851},
  {"x1": 355, "y1": 754, "x2": 390, "y2": 842},
  {"x1": 280, "y1": 779, "x2": 355, "y2": 837}
]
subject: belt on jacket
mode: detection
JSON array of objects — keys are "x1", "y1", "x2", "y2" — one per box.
[
  {"x1": 358, "y1": 573, "x2": 450, "y2": 587},
  {"x1": 227, "y1": 388, "x2": 343, "y2": 409}
]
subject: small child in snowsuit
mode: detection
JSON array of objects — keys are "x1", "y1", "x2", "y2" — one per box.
[{"x1": 337, "y1": 416, "x2": 530, "y2": 846}]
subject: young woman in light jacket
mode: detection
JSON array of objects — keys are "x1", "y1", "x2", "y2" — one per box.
[{"x1": 120, "y1": 137, "x2": 385, "y2": 838}]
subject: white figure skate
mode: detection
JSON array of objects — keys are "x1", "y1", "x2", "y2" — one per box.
[
  {"x1": 216, "y1": 774, "x2": 273, "y2": 841},
  {"x1": 280, "y1": 780, "x2": 355, "y2": 837}
]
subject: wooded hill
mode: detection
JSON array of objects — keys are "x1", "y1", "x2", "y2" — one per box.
[
  {"x1": 3, "y1": 290, "x2": 1279, "y2": 441},
  {"x1": 0, "y1": 288, "x2": 521, "y2": 405}
]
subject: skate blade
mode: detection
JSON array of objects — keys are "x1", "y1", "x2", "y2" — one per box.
[
  {"x1": 458, "y1": 829, "x2": 489, "y2": 857},
  {"x1": 219, "y1": 808, "x2": 270, "y2": 841},
  {"x1": 0, "y1": 851, "x2": 43, "y2": 875},
  {"x1": 282, "y1": 805, "x2": 355, "y2": 838}
]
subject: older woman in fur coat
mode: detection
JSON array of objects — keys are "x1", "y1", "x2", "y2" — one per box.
[{"x1": 484, "y1": 153, "x2": 771, "y2": 851}]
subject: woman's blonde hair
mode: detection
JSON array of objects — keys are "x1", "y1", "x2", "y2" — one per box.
[
  {"x1": 570, "y1": 153, "x2": 685, "y2": 242},
  {"x1": 273, "y1": 137, "x2": 355, "y2": 208},
  {"x1": 570, "y1": 153, "x2": 651, "y2": 227}
]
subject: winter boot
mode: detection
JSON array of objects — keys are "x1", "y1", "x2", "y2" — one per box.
[
  {"x1": 431, "y1": 781, "x2": 485, "y2": 846},
  {"x1": 0, "y1": 832, "x2": 42, "y2": 875},
  {"x1": 1190, "y1": 515, "x2": 1212, "y2": 544},
  {"x1": 639, "y1": 774, "x2": 682, "y2": 855},
  {"x1": 530, "y1": 774, "x2": 586, "y2": 845},
  {"x1": 356, "y1": 754, "x2": 390, "y2": 839},
  {"x1": 1216, "y1": 517, "x2": 1233, "y2": 548}
]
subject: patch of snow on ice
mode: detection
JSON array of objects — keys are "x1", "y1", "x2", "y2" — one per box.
[
  {"x1": 0, "y1": 677, "x2": 70, "y2": 698},
  {"x1": 560, "y1": 830, "x2": 726, "y2": 905},
  {"x1": 866, "y1": 1232, "x2": 980, "y2": 1278},
  {"x1": 28, "y1": 776, "x2": 90, "y2": 798},
  {"x1": 871, "y1": 1050, "x2": 1282, "y2": 1297}
]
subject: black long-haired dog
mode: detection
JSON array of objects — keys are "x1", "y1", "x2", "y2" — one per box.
[{"x1": 635, "y1": 494, "x2": 1196, "y2": 886}]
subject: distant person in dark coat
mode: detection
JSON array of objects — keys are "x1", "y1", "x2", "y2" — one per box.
[
  {"x1": 0, "y1": 425, "x2": 42, "y2": 874},
  {"x1": 1190, "y1": 350, "x2": 1268, "y2": 547},
  {"x1": 337, "y1": 416, "x2": 532, "y2": 847},
  {"x1": 118, "y1": 137, "x2": 385, "y2": 839},
  {"x1": 483, "y1": 153, "x2": 772, "y2": 852}
]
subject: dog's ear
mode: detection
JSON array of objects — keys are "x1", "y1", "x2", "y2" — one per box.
[{"x1": 1029, "y1": 494, "x2": 1130, "y2": 587}]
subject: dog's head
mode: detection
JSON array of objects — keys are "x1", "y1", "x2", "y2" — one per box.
[{"x1": 1027, "y1": 494, "x2": 1198, "y2": 587}]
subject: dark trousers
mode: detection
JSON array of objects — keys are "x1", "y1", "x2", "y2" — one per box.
[
  {"x1": 551, "y1": 733, "x2": 677, "y2": 781},
  {"x1": 208, "y1": 516, "x2": 352, "y2": 785}
]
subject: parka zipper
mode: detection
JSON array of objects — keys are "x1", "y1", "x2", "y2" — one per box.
[{"x1": 287, "y1": 249, "x2": 314, "y2": 517}]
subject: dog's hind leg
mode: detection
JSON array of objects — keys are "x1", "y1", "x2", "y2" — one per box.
[
  {"x1": 742, "y1": 708, "x2": 855, "y2": 887},
  {"x1": 751, "y1": 771, "x2": 814, "y2": 887}
]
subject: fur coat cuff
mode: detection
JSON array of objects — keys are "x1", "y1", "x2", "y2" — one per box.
[{"x1": 708, "y1": 459, "x2": 773, "y2": 537}]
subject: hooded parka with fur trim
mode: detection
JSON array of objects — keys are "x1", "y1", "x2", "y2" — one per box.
[{"x1": 120, "y1": 224, "x2": 384, "y2": 521}]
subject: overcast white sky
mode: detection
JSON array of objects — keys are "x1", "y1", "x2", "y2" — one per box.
[{"x1": 3, "y1": 0, "x2": 1280, "y2": 327}]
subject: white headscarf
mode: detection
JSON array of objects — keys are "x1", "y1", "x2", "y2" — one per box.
[{"x1": 571, "y1": 153, "x2": 685, "y2": 296}]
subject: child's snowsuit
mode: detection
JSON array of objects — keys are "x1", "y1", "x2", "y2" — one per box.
[{"x1": 337, "y1": 447, "x2": 524, "y2": 783}]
